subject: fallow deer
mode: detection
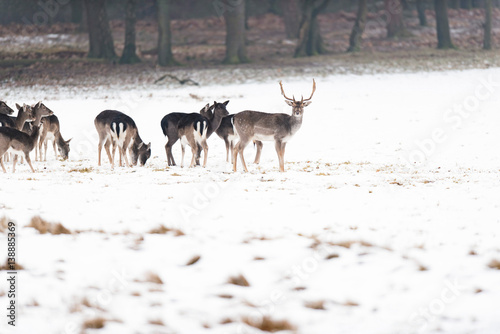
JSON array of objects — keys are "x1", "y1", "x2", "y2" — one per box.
[
  {"x1": 0, "y1": 101, "x2": 15, "y2": 116},
  {"x1": 216, "y1": 115, "x2": 263, "y2": 164},
  {"x1": 0, "y1": 102, "x2": 54, "y2": 173},
  {"x1": 160, "y1": 104, "x2": 213, "y2": 167},
  {"x1": 94, "y1": 110, "x2": 151, "y2": 168},
  {"x1": 178, "y1": 101, "x2": 229, "y2": 168},
  {"x1": 0, "y1": 104, "x2": 33, "y2": 130},
  {"x1": 232, "y1": 79, "x2": 316, "y2": 172},
  {"x1": 38, "y1": 115, "x2": 72, "y2": 161}
]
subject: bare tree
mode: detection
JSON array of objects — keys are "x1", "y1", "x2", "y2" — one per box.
[
  {"x1": 223, "y1": 0, "x2": 248, "y2": 64},
  {"x1": 484, "y1": 0, "x2": 492, "y2": 49},
  {"x1": 416, "y1": 0, "x2": 428, "y2": 26},
  {"x1": 84, "y1": 0, "x2": 116, "y2": 60},
  {"x1": 434, "y1": 0, "x2": 455, "y2": 49},
  {"x1": 281, "y1": 0, "x2": 301, "y2": 39},
  {"x1": 120, "y1": 0, "x2": 141, "y2": 64},
  {"x1": 385, "y1": 0, "x2": 407, "y2": 37},
  {"x1": 157, "y1": 0, "x2": 176, "y2": 66},
  {"x1": 347, "y1": 0, "x2": 367, "y2": 52},
  {"x1": 295, "y1": 0, "x2": 330, "y2": 57}
]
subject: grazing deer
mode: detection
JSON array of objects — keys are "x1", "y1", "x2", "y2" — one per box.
[
  {"x1": 178, "y1": 101, "x2": 229, "y2": 168},
  {"x1": 94, "y1": 110, "x2": 151, "y2": 168},
  {"x1": 160, "y1": 104, "x2": 213, "y2": 167},
  {"x1": 0, "y1": 102, "x2": 54, "y2": 173},
  {"x1": 0, "y1": 101, "x2": 15, "y2": 116},
  {"x1": 216, "y1": 115, "x2": 263, "y2": 164},
  {"x1": 38, "y1": 115, "x2": 72, "y2": 161},
  {"x1": 233, "y1": 79, "x2": 316, "y2": 172}
]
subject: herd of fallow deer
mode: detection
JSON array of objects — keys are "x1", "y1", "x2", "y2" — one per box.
[{"x1": 0, "y1": 79, "x2": 315, "y2": 173}]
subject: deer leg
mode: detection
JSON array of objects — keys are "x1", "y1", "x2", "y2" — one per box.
[
  {"x1": 104, "y1": 140, "x2": 113, "y2": 165},
  {"x1": 180, "y1": 142, "x2": 186, "y2": 168},
  {"x1": 189, "y1": 142, "x2": 197, "y2": 168},
  {"x1": 25, "y1": 153, "x2": 35, "y2": 173},
  {"x1": 53, "y1": 140, "x2": 57, "y2": 160},
  {"x1": 165, "y1": 141, "x2": 176, "y2": 166},
  {"x1": 97, "y1": 141, "x2": 103, "y2": 166},
  {"x1": 230, "y1": 141, "x2": 234, "y2": 164},
  {"x1": 44, "y1": 141, "x2": 48, "y2": 161},
  {"x1": 253, "y1": 140, "x2": 263, "y2": 164},
  {"x1": 202, "y1": 140, "x2": 208, "y2": 168},
  {"x1": 195, "y1": 144, "x2": 201, "y2": 166},
  {"x1": 234, "y1": 140, "x2": 250, "y2": 172},
  {"x1": 122, "y1": 148, "x2": 131, "y2": 168},
  {"x1": 0, "y1": 155, "x2": 6, "y2": 173},
  {"x1": 275, "y1": 140, "x2": 285, "y2": 172},
  {"x1": 280, "y1": 142, "x2": 287, "y2": 172},
  {"x1": 224, "y1": 137, "x2": 230, "y2": 162},
  {"x1": 12, "y1": 154, "x2": 18, "y2": 173}
]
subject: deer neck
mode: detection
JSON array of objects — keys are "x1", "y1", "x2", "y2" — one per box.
[
  {"x1": 207, "y1": 111, "x2": 224, "y2": 138},
  {"x1": 288, "y1": 114, "x2": 303, "y2": 135}
]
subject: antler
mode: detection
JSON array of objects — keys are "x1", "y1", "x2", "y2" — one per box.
[
  {"x1": 302, "y1": 79, "x2": 316, "y2": 102},
  {"x1": 279, "y1": 80, "x2": 295, "y2": 102}
]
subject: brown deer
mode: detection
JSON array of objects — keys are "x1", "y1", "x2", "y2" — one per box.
[
  {"x1": 232, "y1": 79, "x2": 316, "y2": 172},
  {"x1": 38, "y1": 115, "x2": 72, "y2": 161},
  {"x1": 0, "y1": 102, "x2": 54, "y2": 173},
  {"x1": 177, "y1": 101, "x2": 229, "y2": 168},
  {"x1": 0, "y1": 101, "x2": 15, "y2": 116},
  {"x1": 94, "y1": 110, "x2": 151, "y2": 168},
  {"x1": 0, "y1": 104, "x2": 33, "y2": 130},
  {"x1": 160, "y1": 104, "x2": 213, "y2": 167}
]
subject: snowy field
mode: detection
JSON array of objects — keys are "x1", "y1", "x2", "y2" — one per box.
[{"x1": 1, "y1": 68, "x2": 500, "y2": 334}]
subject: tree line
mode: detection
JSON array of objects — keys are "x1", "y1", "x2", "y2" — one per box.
[{"x1": 1, "y1": 0, "x2": 496, "y2": 65}]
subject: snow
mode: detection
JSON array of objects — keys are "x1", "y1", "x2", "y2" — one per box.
[{"x1": 1, "y1": 68, "x2": 500, "y2": 334}]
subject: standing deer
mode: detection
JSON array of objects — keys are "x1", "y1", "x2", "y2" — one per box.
[
  {"x1": 232, "y1": 79, "x2": 316, "y2": 172},
  {"x1": 216, "y1": 114, "x2": 264, "y2": 164},
  {"x1": 38, "y1": 115, "x2": 72, "y2": 161},
  {"x1": 0, "y1": 102, "x2": 54, "y2": 173},
  {"x1": 94, "y1": 110, "x2": 151, "y2": 168},
  {"x1": 160, "y1": 104, "x2": 213, "y2": 167},
  {"x1": 177, "y1": 101, "x2": 229, "y2": 168},
  {"x1": 0, "y1": 103, "x2": 32, "y2": 129}
]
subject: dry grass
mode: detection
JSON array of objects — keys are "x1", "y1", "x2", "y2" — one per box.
[
  {"x1": 227, "y1": 274, "x2": 250, "y2": 287},
  {"x1": 304, "y1": 300, "x2": 326, "y2": 310},
  {"x1": 220, "y1": 317, "x2": 234, "y2": 324},
  {"x1": 27, "y1": 216, "x2": 71, "y2": 235},
  {"x1": 325, "y1": 253, "x2": 339, "y2": 260},
  {"x1": 0, "y1": 216, "x2": 9, "y2": 232},
  {"x1": 343, "y1": 300, "x2": 359, "y2": 307},
  {"x1": 144, "y1": 272, "x2": 164, "y2": 284},
  {"x1": 82, "y1": 317, "x2": 106, "y2": 329},
  {"x1": 242, "y1": 316, "x2": 295, "y2": 332},
  {"x1": 69, "y1": 167, "x2": 93, "y2": 173},
  {"x1": 217, "y1": 293, "x2": 233, "y2": 299},
  {"x1": 0, "y1": 259, "x2": 24, "y2": 270},
  {"x1": 148, "y1": 319, "x2": 165, "y2": 326},
  {"x1": 186, "y1": 255, "x2": 201, "y2": 266},
  {"x1": 148, "y1": 225, "x2": 185, "y2": 236},
  {"x1": 488, "y1": 259, "x2": 500, "y2": 270}
]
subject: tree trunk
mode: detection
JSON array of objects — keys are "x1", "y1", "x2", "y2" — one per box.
[
  {"x1": 461, "y1": 0, "x2": 472, "y2": 8},
  {"x1": 434, "y1": 0, "x2": 455, "y2": 49},
  {"x1": 347, "y1": 0, "x2": 368, "y2": 52},
  {"x1": 223, "y1": 0, "x2": 248, "y2": 64},
  {"x1": 120, "y1": 0, "x2": 141, "y2": 64},
  {"x1": 385, "y1": 0, "x2": 407, "y2": 37},
  {"x1": 295, "y1": 0, "x2": 330, "y2": 57},
  {"x1": 450, "y1": 0, "x2": 460, "y2": 8},
  {"x1": 281, "y1": 0, "x2": 301, "y2": 39},
  {"x1": 157, "y1": 0, "x2": 176, "y2": 66},
  {"x1": 70, "y1": 0, "x2": 83, "y2": 24},
  {"x1": 417, "y1": 0, "x2": 428, "y2": 26},
  {"x1": 84, "y1": 0, "x2": 116, "y2": 60},
  {"x1": 484, "y1": 0, "x2": 492, "y2": 49}
]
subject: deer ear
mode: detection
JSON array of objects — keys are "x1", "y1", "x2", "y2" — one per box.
[
  {"x1": 147, "y1": 142, "x2": 151, "y2": 149},
  {"x1": 66, "y1": 138, "x2": 72, "y2": 144},
  {"x1": 16, "y1": 103, "x2": 21, "y2": 110},
  {"x1": 303, "y1": 101, "x2": 312, "y2": 107},
  {"x1": 204, "y1": 103, "x2": 209, "y2": 111},
  {"x1": 137, "y1": 142, "x2": 143, "y2": 149},
  {"x1": 285, "y1": 100, "x2": 294, "y2": 106},
  {"x1": 223, "y1": 100, "x2": 229, "y2": 106},
  {"x1": 37, "y1": 101, "x2": 42, "y2": 108}
]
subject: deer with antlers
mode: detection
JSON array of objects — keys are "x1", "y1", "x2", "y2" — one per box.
[{"x1": 232, "y1": 79, "x2": 316, "y2": 172}]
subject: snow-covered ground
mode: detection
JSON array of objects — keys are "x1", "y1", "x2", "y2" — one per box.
[{"x1": 1, "y1": 68, "x2": 500, "y2": 334}]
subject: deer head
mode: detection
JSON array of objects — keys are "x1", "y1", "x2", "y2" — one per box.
[{"x1": 279, "y1": 79, "x2": 316, "y2": 117}]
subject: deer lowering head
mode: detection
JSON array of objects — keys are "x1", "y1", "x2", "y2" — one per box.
[{"x1": 232, "y1": 79, "x2": 316, "y2": 173}]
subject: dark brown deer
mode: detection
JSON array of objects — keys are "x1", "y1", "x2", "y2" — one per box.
[
  {"x1": 0, "y1": 101, "x2": 15, "y2": 116},
  {"x1": 94, "y1": 110, "x2": 151, "y2": 168},
  {"x1": 160, "y1": 104, "x2": 213, "y2": 167},
  {"x1": 232, "y1": 79, "x2": 316, "y2": 172},
  {"x1": 38, "y1": 115, "x2": 72, "y2": 161},
  {"x1": 177, "y1": 101, "x2": 229, "y2": 168},
  {"x1": 0, "y1": 102, "x2": 54, "y2": 173},
  {"x1": 0, "y1": 104, "x2": 33, "y2": 130}
]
